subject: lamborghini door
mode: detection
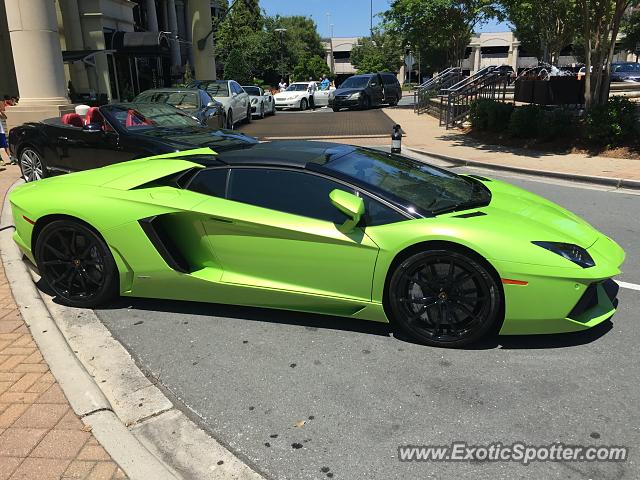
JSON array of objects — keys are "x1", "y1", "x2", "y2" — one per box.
[{"x1": 190, "y1": 167, "x2": 380, "y2": 302}]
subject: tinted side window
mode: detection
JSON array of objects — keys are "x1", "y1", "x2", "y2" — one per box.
[
  {"x1": 188, "y1": 168, "x2": 228, "y2": 197},
  {"x1": 361, "y1": 196, "x2": 407, "y2": 226},
  {"x1": 228, "y1": 169, "x2": 351, "y2": 223},
  {"x1": 382, "y1": 74, "x2": 398, "y2": 86}
]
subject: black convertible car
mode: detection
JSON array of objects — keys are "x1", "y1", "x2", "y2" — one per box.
[{"x1": 8, "y1": 103, "x2": 257, "y2": 182}]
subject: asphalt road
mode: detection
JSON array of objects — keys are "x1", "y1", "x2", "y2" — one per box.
[{"x1": 96, "y1": 147, "x2": 640, "y2": 480}]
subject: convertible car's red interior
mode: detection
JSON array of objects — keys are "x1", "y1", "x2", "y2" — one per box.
[{"x1": 60, "y1": 107, "x2": 113, "y2": 131}]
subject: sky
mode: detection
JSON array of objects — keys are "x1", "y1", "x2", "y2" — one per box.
[{"x1": 259, "y1": 0, "x2": 511, "y2": 38}]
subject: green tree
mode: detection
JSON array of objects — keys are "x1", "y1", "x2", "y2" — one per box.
[
  {"x1": 500, "y1": 0, "x2": 579, "y2": 65},
  {"x1": 621, "y1": 9, "x2": 640, "y2": 59},
  {"x1": 350, "y1": 29, "x2": 404, "y2": 73},
  {"x1": 265, "y1": 15, "x2": 326, "y2": 80},
  {"x1": 215, "y1": 0, "x2": 277, "y2": 83},
  {"x1": 578, "y1": 0, "x2": 639, "y2": 108},
  {"x1": 383, "y1": 0, "x2": 500, "y2": 70},
  {"x1": 292, "y1": 52, "x2": 330, "y2": 81}
]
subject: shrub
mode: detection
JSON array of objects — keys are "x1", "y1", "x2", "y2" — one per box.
[
  {"x1": 537, "y1": 108, "x2": 575, "y2": 142},
  {"x1": 469, "y1": 99, "x2": 513, "y2": 132},
  {"x1": 508, "y1": 105, "x2": 542, "y2": 138},
  {"x1": 585, "y1": 97, "x2": 637, "y2": 146}
]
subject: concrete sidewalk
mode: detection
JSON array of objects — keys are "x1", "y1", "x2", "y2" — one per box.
[
  {"x1": 0, "y1": 165, "x2": 127, "y2": 480},
  {"x1": 380, "y1": 107, "x2": 640, "y2": 186}
]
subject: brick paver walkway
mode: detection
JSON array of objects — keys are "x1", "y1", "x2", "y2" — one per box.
[{"x1": 0, "y1": 165, "x2": 127, "y2": 480}]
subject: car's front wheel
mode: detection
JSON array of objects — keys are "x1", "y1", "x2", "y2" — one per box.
[
  {"x1": 20, "y1": 147, "x2": 47, "y2": 182},
  {"x1": 259, "y1": 103, "x2": 265, "y2": 119},
  {"x1": 299, "y1": 98, "x2": 308, "y2": 111},
  {"x1": 35, "y1": 219, "x2": 119, "y2": 308},
  {"x1": 226, "y1": 110, "x2": 234, "y2": 129},
  {"x1": 245, "y1": 105, "x2": 252, "y2": 123},
  {"x1": 388, "y1": 249, "x2": 502, "y2": 347}
]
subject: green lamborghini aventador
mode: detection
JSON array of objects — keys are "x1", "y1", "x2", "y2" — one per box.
[{"x1": 9, "y1": 142, "x2": 625, "y2": 347}]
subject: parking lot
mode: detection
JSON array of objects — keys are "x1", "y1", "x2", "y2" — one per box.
[{"x1": 94, "y1": 144, "x2": 640, "y2": 480}]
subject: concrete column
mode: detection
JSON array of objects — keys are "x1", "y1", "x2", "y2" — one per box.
[
  {"x1": 512, "y1": 42, "x2": 520, "y2": 71},
  {"x1": 161, "y1": 0, "x2": 168, "y2": 31},
  {"x1": 188, "y1": 0, "x2": 216, "y2": 79},
  {"x1": 58, "y1": 0, "x2": 90, "y2": 93},
  {"x1": 167, "y1": 0, "x2": 181, "y2": 68},
  {"x1": 146, "y1": 0, "x2": 159, "y2": 32},
  {"x1": 5, "y1": 0, "x2": 73, "y2": 130},
  {"x1": 471, "y1": 43, "x2": 481, "y2": 73}
]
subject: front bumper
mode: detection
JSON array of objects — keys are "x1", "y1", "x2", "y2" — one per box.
[
  {"x1": 275, "y1": 99, "x2": 300, "y2": 109},
  {"x1": 496, "y1": 235, "x2": 624, "y2": 335},
  {"x1": 329, "y1": 98, "x2": 360, "y2": 108}
]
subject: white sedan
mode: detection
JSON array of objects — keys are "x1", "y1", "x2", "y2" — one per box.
[
  {"x1": 242, "y1": 85, "x2": 276, "y2": 118},
  {"x1": 187, "y1": 79, "x2": 251, "y2": 129},
  {"x1": 274, "y1": 82, "x2": 336, "y2": 110}
]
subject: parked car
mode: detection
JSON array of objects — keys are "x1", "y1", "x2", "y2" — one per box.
[
  {"x1": 610, "y1": 62, "x2": 640, "y2": 82},
  {"x1": 8, "y1": 103, "x2": 257, "y2": 182},
  {"x1": 242, "y1": 85, "x2": 276, "y2": 118},
  {"x1": 133, "y1": 88, "x2": 224, "y2": 128},
  {"x1": 329, "y1": 73, "x2": 401, "y2": 111},
  {"x1": 10, "y1": 142, "x2": 624, "y2": 347},
  {"x1": 187, "y1": 80, "x2": 251, "y2": 129},
  {"x1": 274, "y1": 82, "x2": 313, "y2": 110}
]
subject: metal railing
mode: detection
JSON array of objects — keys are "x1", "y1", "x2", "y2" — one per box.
[
  {"x1": 414, "y1": 67, "x2": 464, "y2": 114},
  {"x1": 439, "y1": 66, "x2": 509, "y2": 129}
]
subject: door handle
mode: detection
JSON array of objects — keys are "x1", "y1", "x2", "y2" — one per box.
[{"x1": 209, "y1": 216, "x2": 234, "y2": 224}]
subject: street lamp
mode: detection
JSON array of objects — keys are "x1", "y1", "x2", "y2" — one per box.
[{"x1": 275, "y1": 28, "x2": 287, "y2": 81}]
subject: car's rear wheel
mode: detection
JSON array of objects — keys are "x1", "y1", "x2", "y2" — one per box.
[
  {"x1": 388, "y1": 95, "x2": 399, "y2": 106},
  {"x1": 259, "y1": 103, "x2": 265, "y2": 119},
  {"x1": 332, "y1": 107, "x2": 340, "y2": 112},
  {"x1": 35, "y1": 220, "x2": 118, "y2": 308},
  {"x1": 20, "y1": 147, "x2": 47, "y2": 182},
  {"x1": 271, "y1": 101, "x2": 276, "y2": 115},
  {"x1": 299, "y1": 98, "x2": 308, "y2": 111},
  {"x1": 245, "y1": 105, "x2": 252, "y2": 123},
  {"x1": 388, "y1": 249, "x2": 501, "y2": 347}
]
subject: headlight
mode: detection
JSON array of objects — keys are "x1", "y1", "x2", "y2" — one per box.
[
  {"x1": 251, "y1": 98, "x2": 258, "y2": 104},
  {"x1": 532, "y1": 241, "x2": 595, "y2": 268},
  {"x1": 348, "y1": 92, "x2": 361, "y2": 100}
]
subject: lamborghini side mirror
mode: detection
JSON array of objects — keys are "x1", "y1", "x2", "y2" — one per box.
[{"x1": 329, "y1": 189, "x2": 364, "y2": 230}]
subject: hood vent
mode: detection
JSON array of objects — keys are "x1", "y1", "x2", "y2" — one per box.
[{"x1": 453, "y1": 211, "x2": 487, "y2": 218}]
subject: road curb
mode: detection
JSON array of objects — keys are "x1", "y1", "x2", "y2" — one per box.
[
  {"x1": 406, "y1": 147, "x2": 640, "y2": 190},
  {"x1": 0, "y1": 180, "x2": 265, "y2": 480}
]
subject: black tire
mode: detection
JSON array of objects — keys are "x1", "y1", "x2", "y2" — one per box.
[
  {"x1": 245, "y1": 106, "x2": 252, "y2": 123},
  {"x1": 271, "y1": 101, "x2": 276, "y2": 115},
  {"x1": 387, "y1": 249, "x2": 501, "y2": 347},
  {"x1": 332, "y1": 107, "x2": 340, "y2": 112},
  {"x1": 361, "y1": 95, "x2": 371, "y2": 110},
  {"x1": 225, "y1": 110, "x2": 234, "y2": 129},
  {"x1": 19, "y1": 146, "x2": 47, "y2": 182},
  {"x1": 35, "y1": 219, "x2": 119, "y2": 308},
  {"x1": 388, "y1": 95, "x2": 399, "y2": 107},
  {"x1": 259, "y1": 103, "x2": 265, "y2": 119},
  {"x1": 299, "y1": 98, "x2": 308, "y2": 111}
]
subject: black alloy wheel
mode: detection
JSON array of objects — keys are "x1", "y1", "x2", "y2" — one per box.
[
  {"x1": 388, "y1": 250, "x2": 501, "y2": 347},
  {"x1": 35, "y1": 220, "x2": 118, "y2": 308}
]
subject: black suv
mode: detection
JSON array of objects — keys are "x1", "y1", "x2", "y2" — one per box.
[{"x1": 329, "y1": 72, "x2": 402, "y2": 111}]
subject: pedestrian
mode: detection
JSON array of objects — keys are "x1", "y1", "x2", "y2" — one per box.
[
  {"x1": 278, "y1": 79, "x2": 287, "y2": 92},
  {"x1": 0, "y1": 96, "x2": 13, "y2": 166},
  {"x1": 320, "y1": 74, "x2": 330, "y2": 91},
  {"x1": 307, "y1": 77, "x2": 317, "y2": 110}
]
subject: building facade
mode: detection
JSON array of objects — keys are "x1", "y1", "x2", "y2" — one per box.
[{"x1": 1, "y1": 0, "x2": 223, "y2": 130}]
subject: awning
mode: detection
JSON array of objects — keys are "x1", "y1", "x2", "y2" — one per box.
[
  {"x1": 105, "y1": 31, "x2": 171, "y2": 56},
  {"x1": 62, "y1": 49, "x2": 116, "y2": 66}
]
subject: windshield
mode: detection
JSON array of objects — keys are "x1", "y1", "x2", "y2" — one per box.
[
  {"x1": 324, "y1": 149, "x2": 490, "y2": 215},
  {"x1": 286, "y1": 84, "x2": 308, "y2": 92},
  {"x1": 243, "y1": 86, "x2": 261, "y2": 96},
  {"x1": 103, "y1": 104, "x2": 201, "y2": 130},
  {"x1": 204, "y1": 82, "x2": 230, "y2": 97},
  {"x1": 339, "y1": 76, "x2": 371, "y2": 89},
  {"x1": 133, "y1": 91, "x2": 199, "y2": 110}
]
